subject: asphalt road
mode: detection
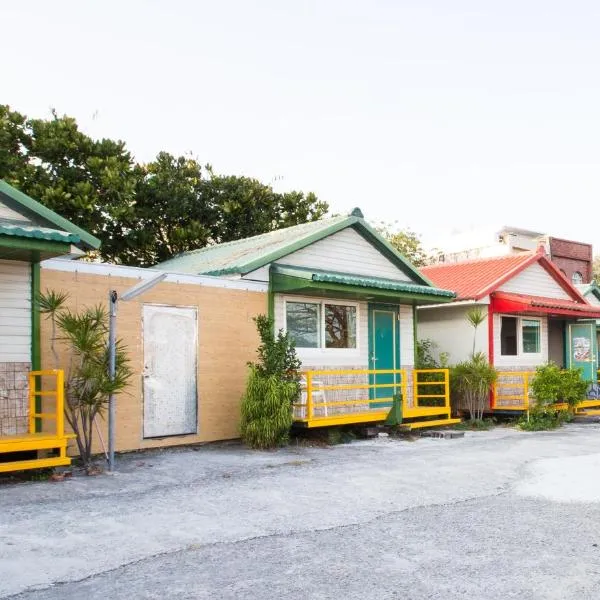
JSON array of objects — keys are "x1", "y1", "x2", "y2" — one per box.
[{"x1": 3, "y1": 425, "x2": 600, "y2": 599}]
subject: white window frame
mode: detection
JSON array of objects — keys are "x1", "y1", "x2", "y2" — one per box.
[
  {"x1": 283, "y1": 296, "x2": 360, "y2": 353},
  {"x1": 499, "y1": 315, "x2": 542, "y2": 357}
]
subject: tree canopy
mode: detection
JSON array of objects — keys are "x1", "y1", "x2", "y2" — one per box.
[
  {"x1": 0, "y1": 105, "x2": 328, "y2": 266},
  {"x1": 375, "y1": 222, "x2": 431, "y2": 267}
]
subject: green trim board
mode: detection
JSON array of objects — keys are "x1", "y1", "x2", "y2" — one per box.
[
  {"x1": 154, "y1": 210, "x2": 437, "y2": 287},
  {"x1": 413, "y1": 305, "x2": 418, "y2": 365},
  {"x1": 0, "y1": 236, "x2": 72, "y2": 261},
  {"x1": 0, "y1": 179, "x2": 100, "y2": 250},
  {"x1": 271, "y1": 265, "x2": 455, "y2": 306},
  {"x1": 31, "y1": 262, "x2": 41, "y2": 433}
]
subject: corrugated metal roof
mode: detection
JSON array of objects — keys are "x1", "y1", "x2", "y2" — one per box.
[
  {"x1": 154, "y1": 215, "x2": 350, "y2": 275},
  {"x1": 152, "y1": 212, "x2": 433, "y2": 287},
  {"x1": 494, "y1": 292, "x2": 600, "y2": 316},
  {"x1": 311, "y1": 271, "x2": 455, "y2": 297},
  {"x1": 0, "y1": 223, "x2": 80, "y2": 243}
]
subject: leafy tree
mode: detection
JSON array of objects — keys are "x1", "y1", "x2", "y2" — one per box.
[
  {"x1": 0, "y1": 105, "x2": 137, "y2": 262},
  {"x1": 376, "y1": 222, "x2": 430, "y2": 267},
  {"x1": 0, "y1": 104, "x2": 329, "y2": 266},
  {"x1": 118, "y1": 153, "x2": 213, "y2": 267},
  {"x1": 202, "y1": 168, "x2": 328, "y2": 244},
  {"x1": 593, "y1": 255, "x2": 600, "y2": 282}
]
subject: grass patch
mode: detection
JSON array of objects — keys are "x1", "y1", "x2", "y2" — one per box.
[{"x1": 453, "y1": 418, "x2": 496, "y2": 431}]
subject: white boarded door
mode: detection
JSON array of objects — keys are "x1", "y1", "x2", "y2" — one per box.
[{"x1": 143, "y1": 305, "x2": 198, "y2": 438}]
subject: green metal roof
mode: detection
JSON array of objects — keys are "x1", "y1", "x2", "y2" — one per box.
[
  {"x1": 0, "y1": 180, "x2": 100, "y2": 250},
  {"x1": 311, "y1": 272, "x2": 455, "y2": 297},
  {"x1": 272, "y1": 264, "x2": 455, "y2": 299},
  {"x1": 0, "y1": 223, "x2": 81, "y2": 244},
  {"x1": 154, "y1": 211, "x2": 435, "y2": 287}
]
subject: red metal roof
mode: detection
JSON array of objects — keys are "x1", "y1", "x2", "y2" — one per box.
[
  {"x1": 421, "y1": 253, "x2": 539, "y2": 300},
  {"x1": 492, "y1": 292, "x2": 600, "y2": 318}
]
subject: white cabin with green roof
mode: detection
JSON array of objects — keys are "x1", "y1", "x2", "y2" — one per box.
[
  {"x1": 156, "y1": 208, "x2": 459, "y2": 429},
  {"x1": 0, "y1": 180, "x2": 99, "y2": 440}
]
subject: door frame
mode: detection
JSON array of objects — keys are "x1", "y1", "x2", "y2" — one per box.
[
  {"x1": 566, "y1": 320, "x2": 598, "y2": 381},
  {"x1": 142, "y1": 303, "x2": 199, "y2": 439},
  {"x1": 368, "y1": 303, "x2": 401, "y2": 402}
]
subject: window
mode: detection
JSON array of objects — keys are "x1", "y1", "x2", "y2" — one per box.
[
  {"x1": 286, "y1": 302, "x2": 320, "y2": 348},
  {"x1": 522, "y1": 319, "x2": 541, "y2": 353},
  {"x1": 500, "y1": 317, "x2": 517, "y2": 355},
  {"x1": 285, "y1": 300, "x2": 357, "y2": 349},
  {"x1": 500, "y1": 316, "x2": 541, "y2": 356},
  {"x1": 325, "y1": 304, "x2": 357, "y2": 348},
  {"x1": 572, "y1": 271, "x2": 584, "y2": 285}
]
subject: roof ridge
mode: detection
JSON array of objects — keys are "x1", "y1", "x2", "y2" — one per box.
[{"x1": 422, "y1": 251, "x2": 535, "y2": 270}]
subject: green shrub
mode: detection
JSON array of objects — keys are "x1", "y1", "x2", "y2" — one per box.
[
  {"x1": 519, "y1": 407, "x2": 572, "y2": 431},
  {"x1": 240, "y1": 315, "x2": 301, "y2": 449},
  {"x1": 451, "y1": 352, "x2": 498, "y2": 421},
  {"x1": 240, "y1": 365, "x2": 298, "y2": 448},
  {"x1": 415, "y1": 339, "x2": 449, "y2": 406},
  {"x1": 530, "y1": 363, "x2": 588, "y2": 408}
]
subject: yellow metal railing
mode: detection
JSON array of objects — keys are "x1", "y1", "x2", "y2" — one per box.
[
  {"x1": 28, "y1": 370, "x2": 65, "y2": 437},
  {"x1": 408, "y1": 369, "x2": 451, "y2": 418},
  {"x1": 295, "y1": 368, "x2": 451, "y2": 426},
  {"x1": 493, "y1": 371, "x2": 534, "y2": 411}
]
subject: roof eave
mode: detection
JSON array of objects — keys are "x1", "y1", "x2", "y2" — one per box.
[{"x1": 0, "y1": 180, "x2": 101, "y2": 250}]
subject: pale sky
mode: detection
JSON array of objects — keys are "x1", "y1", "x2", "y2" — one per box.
[{"x1": 3, "y1": 1, "x2": 600, "y2": 251}]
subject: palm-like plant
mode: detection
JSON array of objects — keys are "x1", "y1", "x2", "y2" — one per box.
[
  {"x1": 39, "y1": 290, "x2": 131, "y2": 470},
  {"x1": 466, "y1": 306, "x2": 487, "y2": 357}
]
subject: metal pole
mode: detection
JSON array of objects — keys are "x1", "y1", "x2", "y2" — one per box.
[{"x1": 108, "y1": 290, "x2": 118, "y2": 471}]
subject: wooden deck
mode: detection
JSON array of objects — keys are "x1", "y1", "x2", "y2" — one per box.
[{"x1": 0, "y1": 370, "x2": 74, "y2": 473}]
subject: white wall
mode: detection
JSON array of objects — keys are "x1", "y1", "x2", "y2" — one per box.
[
  {"x1": 417, "y1": 304, "x2": 489, "y2": 364},
  {"x1": 399, "y1": 304, "x2": 415, "y2": 367},
  {"x1": 275, "y1": 294, "x2": 414, "y2": 369},
  {"x1": 277, "y1": 228, "x2": 413, "y2": 281},
  {"x1": 493, "y1": 313, "x2": 548, "y2": 367},
  {"x1": 0, "y1": 260, "x2": 31, "y2": 362},
  {"x1": 498, "y1": 262, "x2": 571, "y2": 299}
]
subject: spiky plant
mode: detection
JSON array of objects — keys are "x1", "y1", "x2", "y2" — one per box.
[
  {"x1": 38, "y1": 290, "x2": 131, "y2": 470},
  {"x1": 466, "y1": 306, "x2": 487, "y2": 357}
]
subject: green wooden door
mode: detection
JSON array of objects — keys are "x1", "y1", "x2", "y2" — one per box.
[
  {"x1": 368, "y1": 305, "x2": 400, "y2": 408},
  {"x1": 567, "y1": 322, "x2": 598, "y2": 382}
]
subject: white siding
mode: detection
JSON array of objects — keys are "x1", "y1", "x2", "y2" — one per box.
[
  {"x1": 280, "y1": 228, "x2": 413, "y2": 282},
  {"x1": 0, "y1": 260, "x2": 31, "y2": 362},
  {"x1": 418, "y1": 304, "x2": 489, "y2": 364},
  {"x1": 243, "y1": 265, "x2": 270, "y2": 282},
  {"x1": 499, "y1": 263, "x2": 571, "y2": 299},
  {"x1": 493, "y1": 313, "x2": 548, "y2": 367},
  {"x1": 0, "y1": 199, "x2": 30, "y2": 223}
]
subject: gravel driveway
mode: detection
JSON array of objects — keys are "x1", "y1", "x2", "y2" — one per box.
[{"x1": 2, "y1": 424, "x2": 600, "y2": 599}]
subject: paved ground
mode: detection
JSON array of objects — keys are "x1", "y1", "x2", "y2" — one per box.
[{"x1": 3, "y1": 425, "x2": 600, "y2": 599}]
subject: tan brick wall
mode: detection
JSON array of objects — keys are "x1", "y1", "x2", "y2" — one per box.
[{"x1": 40, "y1": 268, "x2": 267, "y2": 454}]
